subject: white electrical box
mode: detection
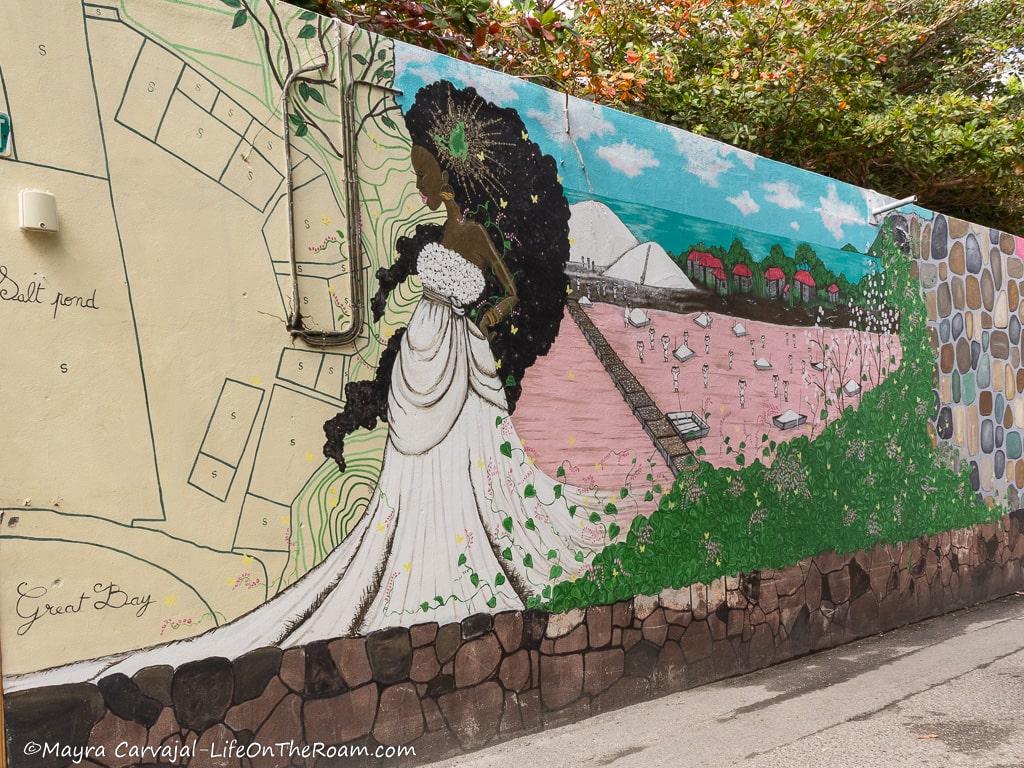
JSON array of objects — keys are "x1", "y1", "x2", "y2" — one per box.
[{"x1": 18, "y1": 189, "x2": 59, "y2": 233}]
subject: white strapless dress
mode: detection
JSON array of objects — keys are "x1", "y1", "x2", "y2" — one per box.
[{"x1": 6, "y1": 244, "x2": 614, "y2": 689}]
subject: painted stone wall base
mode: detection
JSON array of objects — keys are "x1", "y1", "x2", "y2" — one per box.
[{"x1": 7, "y1": 513, "x2": 1024, "y2": 768}]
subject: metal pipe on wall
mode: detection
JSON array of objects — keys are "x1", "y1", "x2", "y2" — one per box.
[{"x1": 282, "y1": 19, "x2": 364, "y2": 348}]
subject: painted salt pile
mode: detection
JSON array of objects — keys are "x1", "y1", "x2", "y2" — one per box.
[
  {"x1": 773, "y1": 409, "x2": 807, "y2": 430},
  {"x1": 627, "y1": 308, "x2": 650, "y2": 327},
  {"x1": 673, "y1": 344, "x2": 696, "y2": 363}
]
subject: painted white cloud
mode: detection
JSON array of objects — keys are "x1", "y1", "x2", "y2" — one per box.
[
  {"x1": 669, "y1": 133, "x2": 735, "y2": 187},
  {"x1": 722, "y1": 145, "x2": 757, "y2": 170},
  {"x1": 453, "y1": 67, "x2": 520, "y2": 104},
  {"x1": 596, "y1": 140, "x2": 659, "y2": 178},
  {"x1": 816, "y1": 184, "x2": 866, "y2": 240},
  {"x1": 790, "y1": 221, "x2": 801, "y2": 231},
  {"x1": 394, "y1": 42, "x2": 437, "y2": 66},
  {"x1": 527, "y1": 91, "x2": 615, "y2": 146},
  {"x1": 395, "y1": 42, "x2": 520, "y2": 102},
  {"x1": 762, "y1": 180, "x2": 803, "y2": 210},
  {"x1": 727, "y1": 190, "x2": 760, "y2": 216}
]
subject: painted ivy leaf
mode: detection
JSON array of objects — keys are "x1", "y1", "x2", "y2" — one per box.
[
  {"x1": 220, "y1": 0, "x2": 241, "y2": 7},
  {"x1": 653, "y1": 484, "x2": 662, "y2": 494},
  {"x1": 644, "y1": 490, "x2": 654, "y2": 502},
  {"x1": 378, "y1": 49, "x2": 387, "y2": 61},
  {"x1": 505, "y1": 374, "x2": 517, "y2": 387},
  {"x1": 574, "y1": 551, "x2": 585, "y2": 562},
  {"x1": 434, "y1": 595, "x2": 444, "y2": 605},
  {"x1": 305, "y1": 87, "x2": 325, "y2": 105},
  {"x1": 501, "y1": 547, "x2": 512, "y2": 561},
  {"x1": 420, "y1": 601, "x2": 429, "y2": 612},
  {"x1": 542, "y1": 585, "x2": 552, "y2": 599},
  {"x1": 525, "y1": 518, "x2": 537, "y2": 531},
  {"x1": 556, "y1": 465, "x2": 565, "y2": 478},
  {"x1": 553, "y1": 484, "x2": 562, "y2": 499},
  {"x1": 588, "y1": 511, "x2": 601, "y2": 524},
  {"x1": 231, "y1": 9, "x2": 248, "y2": 28},
  {"x1": 294, "y1": 123, "x2": 308, "y2": 137},
  {"x1": 608, "y1": 523, "x2": 621, "y2": 539},
  {"x1": 526, "y1": 595, "x2": 540, "y2": 609},
  {"x1": 495, "y1": 416, "x2": 504, "y2": 427},
  {"x1": 502, "y1": 516, "x2": 513, "y2": 533},
  {"x1": 486, "y1": 595, "x2": 497, "y2": 609},
  {"x1": 568, "y1": 504, "x2": 577, "y2": 517},
  {"x1": 470, "y1": 572, "x2": 479, "y2": 587},
  {"x1": 352, "y1": 53, "x2": 367, "y2": 65},
  {"x1": 735, "y1": 454, "x2": 745, "y2": 466},
  {"x1": 695, "y1": 446, "x2": 707, "y2": 456},
  {"x1": 549, "y1": 564, "x2": 563, "y2": 580},
  {"x1": 604, "y1": 502, "x2": 618, "y2": 515},
  {"x1": 300, "y1": 10, "x2": 316, "y2": 19},
  {"x1": 494, "y1": 573, "x2": 506, "y2": 586},
  {"x1": 522, "y1": 553, "x2": 534, "y2": 569},
  {"x1": 288, "y1": 113, "x2": 304, "y2": 127},
  {"x1": 298, "y1": 24, "x2": 317, "y2": 39},
  {"x1": 646, "y1": 473, "x2": 653, "y2": 482},
  {"x1": 619, "y1": 487, "x2": 629, "y2": 499},
  {"x1": 381, "y1": 115, "x2": 397, "y2": 130},
  {"x1": 547, "y1": 548, "x2": 558, "y2": 560},
  {"x1": 500, "y1": 441, "x2": 512, "y2": 458},
  {"x1": 524, "y1": 484, "x2": 536, "y2": 498},
  {"x1": 457, "y1": 553, "x2": 467, "y2": 567}
]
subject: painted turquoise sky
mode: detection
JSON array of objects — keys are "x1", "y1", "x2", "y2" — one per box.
[{"x1": 392, "y1": 40, "x2": 933, "y2": 281}]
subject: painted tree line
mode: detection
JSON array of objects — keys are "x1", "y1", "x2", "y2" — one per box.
[{"x1": 671, "y1": 237, "x2": 863, "y2": 307}]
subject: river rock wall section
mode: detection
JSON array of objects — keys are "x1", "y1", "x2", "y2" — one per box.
[
  {"x1": 7, "y1": 514, "x2": 1024, "y2": 768},
  {"x1": 915, "y1": 213, "x2": 1024, "y2": 504}
]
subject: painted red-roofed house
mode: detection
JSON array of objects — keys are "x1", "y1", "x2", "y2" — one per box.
[
  {"x1": 699, "y1": 254, "x2": 724, "y2": 288},
  {"x1": 687, "y1": 251, "x2": 725, "y2": 288},
  {"x1": 687, "y1": 250, "x2": 710, "y2": 281},
  {"x1": 731, "y1": 262, "x2": 753, "y2": 293},
  {"x1": 763, "y1": 266, "x2": 786, "y2": 299},
  {"x1": 794, "y1": 269, "x2": 816, "y2": 303},
  {"x1": 827, "y1": 282, "x2": 840, "y2": 304},
  {"x1": 711, "y1": 266, "x2": 729, "y2": 295}
]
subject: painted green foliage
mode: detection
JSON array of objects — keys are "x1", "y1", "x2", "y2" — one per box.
[{"x1": 546, "y1": 219, "x2": 1001, "y2": 612}]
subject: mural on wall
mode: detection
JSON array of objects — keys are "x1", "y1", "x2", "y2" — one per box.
[{"x1": 0, "y1": 0, "x2": 1017, "y2": 714}]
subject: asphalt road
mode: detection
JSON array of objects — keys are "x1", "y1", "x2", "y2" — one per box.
[{"x1": 428, "y1": 595, "x2": 1024, "y2": 768}]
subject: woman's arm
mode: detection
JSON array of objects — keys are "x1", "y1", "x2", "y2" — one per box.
[{"x1": 473, "y1": 225, "x2": 518, "y2": 336}]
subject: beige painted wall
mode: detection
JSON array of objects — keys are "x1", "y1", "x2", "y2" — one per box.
[{"x1": 0, "y1": 0, "x2": 418, "y2": 674}]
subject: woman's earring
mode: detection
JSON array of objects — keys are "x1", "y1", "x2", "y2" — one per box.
[{"x1": 440, "y1": 185, "x2": 455, "y2": 201}]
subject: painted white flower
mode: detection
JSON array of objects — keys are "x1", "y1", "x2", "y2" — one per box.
[{"x1": 417, "y1": 243, "x2": 486, "y2": 306}]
